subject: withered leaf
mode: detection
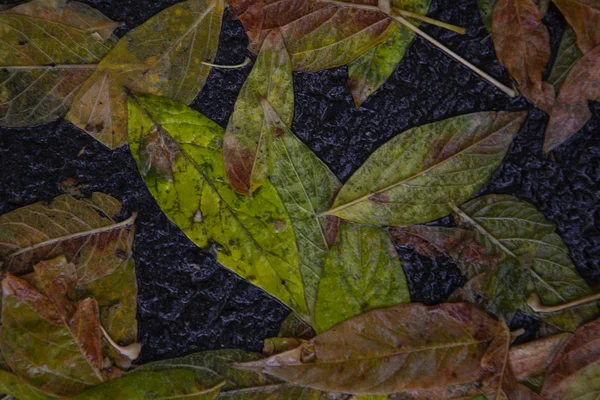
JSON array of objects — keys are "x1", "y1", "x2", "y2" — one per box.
[
  {"x1": 543, "y1": 42, "x2": 600, "y2": 153},
  {"x1": 509, "y1": 333, "x2": 570, "y2": 383},
  {"x1": 234, "y1": 303, "x2": 502, "y2": 395},
  {"x1": 492, "y1": 0, "x2": 554, "y2": 113},
  {"x1": 547, "y1": 25, "x2": 583, "y2": 91},
  {"x1": 552, "y1": 0, "x2": 600, "y2": 53},
  {"x1": 67, "y1": 0, "x2": 224, "y2": 149}
]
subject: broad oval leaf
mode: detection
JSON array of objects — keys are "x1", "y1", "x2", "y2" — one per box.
[
  {"x1": 67, "y1": 0, "x2": 224, "y2": 149},
  {"x1": 547, "y1": 26, "x2": 583, "y2": 91},
  {"x1": 314, "y1": 221, "x2": 410, "y2": 333},
  {"x1": 128, "y1": 94, "x2": 308, "y2": 320},
  {"x1": 454, "y1": 194, "x2": 598, "y2": 331},
  {"x1": 0, "y1": 14, "x2": 115, "y2": 127},
  {"x1": 260, "y1": 99, "x2": 342, "y2": 321},
  {"x1": 492, "y1": 0, "x2": 554, "y2": 113},
  {"x1": 234, "y1": 303, "x2": 502, "y2": 395},
  {"x1": 229, "y1": 0, "x2": 397, "y2": 72},
  {"x1": 327, "y1": 111, "x2": 527, "y2": 226},
  {"x1": 0, "y1": 369, "x2": 57, "y2": 400},
  {"x1": 223, "y1": 29, "x2": 294, "y2": 195},
  {"x1": 543, "y1": 43, "x2": 600, "y2": 153},
  {"x1": 552, "y1": 0, "x2": 600, "y2": 53}
]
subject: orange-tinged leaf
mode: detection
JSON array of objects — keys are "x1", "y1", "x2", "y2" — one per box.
[
  {"x1": 492, "y1": 0, "x2": 554, "y2": 112},
  {"x1": 543, "y1": 43, "x2": 600, "y2": 153},
  {"x1": 552, "y1": 0, "x2": 600, "y2": 53}
]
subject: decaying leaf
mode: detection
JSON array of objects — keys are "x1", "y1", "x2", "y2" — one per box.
[
  {"x1": 67, "y1": 0, "x2": 224, "y2": 149},
  {"x1": 347, "y1": 0, "x2": 431, "y2": 106},
  {"x1": 0, "y1": 192, "x2": 135, "y2": 277},
  {"x1": 3, "y1": 0, "x2": 121, "y2": 40},
  {"x1": 277, "y1": 312, "x2": 316, "y2": 340},
  {"x1": 389, "y1": 225, "x2": 497, "y2": 279},
  {"x1": 0, "y1": 369, "x2": 57, "y2": 400},
  {"x1": 547, "y1": 26, "x2": 583, "y2": 91},
  {"x1": 224, "y1": 29, "x2": 294, "y2": 195},
  {"x1": 543, "y1": 43, "x2": 600, "y2": 153},
  {"x1": 314, "y1": 222, "x2": 410, "y2": 333},
  {"x1": 128, "y1": 94, "x2": 308, "y2": 320},
  {"x1": 234, "y1": 303, "x2": 502, "y2": 395},
  {"x1": 552, "y1": 0, "x2": 600, "y2": 53},
  {"x1": 454, "y1": 194, "x2": 598, "y2": 331},
  {"x1": 509, "y1": 333, "x2": 570, "y2": 382},
  {"x1": 259, "y1": 99, "x2": 341, "y2": 322},
  {"x1": 541, "y1": 317, "x2": 600, "y2": 399},
  {"x1": 0, "y1": 14, "x2": 115, "y2": 127},
  {"x1": 228, "y1": 0, "x2": 398, "y2": 72},
  {"x1": 492, "y1": 0, "x2": 554, "y2": 113},
  {"x1": 327, "y1": 111, "x2": 526, "y2": 226}
]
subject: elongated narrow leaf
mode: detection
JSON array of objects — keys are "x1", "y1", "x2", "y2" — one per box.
[
  {"x1": 547, "y1": 26, "x2": 583, "y2": 91},
  {"x1": 327, "y1": 111, "x2": 526, "y2": 226},
  {"x1": 509, "y1": 333, "x2": 570, "y2": 382},
  {"x1": 137, "y1": 349, "x2": 324, "y2": 399},
  {"x1": 0, "y1": 369, "x2": 57, "y2": 400},
  {"x1": 128, "y1": 95, "x2": 308, "y2": 319},
  {"x1": 552, "y1": 0, "x2": 600, "y2": 53},
  {"x1": 224, "y1": 29, "x2": 294, "y2": 195},
  {"x1": 0, "y1": 14, "x2": 114, "y2": 127},
  {"x1": 1, "y1": 272, "x2": 107, "y2": 396},
  {"x1": 0, "y1": 193, "x2": 135, "y2": 277},
  {"x1": 3, "y1": 0, "x2": 121, "y2": 40},
  {"x1": 492, "y1": 0, "x2": 554, "y2": 112},
  {"x1": 541, "y1": 317, "x2": 600, "y2": 400},
  {"x1": 454, "y1": 194, "x2": 598, "y2": 331},
  {"x1": 347, "y1": 0, "x2": 431, "y2": 106},
  {"x1": 67, "y1": 0, "x2": 223, "y2": 149},
  {"x1": 543, "y1": 43, "x2": 600, "y2": 153},
  {"x1": 234, "y1": 303, "x2": 501, "y2": 395},
  {"x1": 260, "y1": 99, "x2": 341, "y2": 321},
  {"x1": 314, "y1": 222, "x2": 409, "y2": 333},
  {"x1": 229, "y1": 0, "x2": 397, "y2": 72}
]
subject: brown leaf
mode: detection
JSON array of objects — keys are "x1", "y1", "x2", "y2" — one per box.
[
  {"x1": 509, "y1": 333, "x2": 570, "y2": 382},
  {"x1": 552, "y1": 0, "x2": 600, "y2": 53},
  {"x1": 492, "y1": 0, "x2": 554, "y2": 112},
  {"x1": 543, "y1": 43, "x2": 600, "y2": 153}
]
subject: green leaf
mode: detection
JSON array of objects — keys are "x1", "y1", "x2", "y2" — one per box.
[
  {"x1": 477, "y1": 0, "x2": 496, "y2": 32},
  {"x1": 67, "y1": 0, "x2": 224, "y2": 149},
  {"x1": 454, "y1": 194, "x2": 598, "y2": 331},
  {"x1": 347, "y1": 0, "x2": 431, "y2": 106},
  {"x1": 314, "y1": 222, "x2": 410, "y2": 333},
  {"x1": 547, "y1": 26, "x2": 583, "y2": 91},
  {"x1": 223, "y1": 30, "x2": 294, "y2": 195},
  {"x1": 327, "y1": 111, "x2": 527, "y2": 226},
  {"x1": 234, "y1": 303, "x2": 503, "y2": 395},
  {"x1": 128, "y1": 94, "x2": 308, "y2": 320},
  {"x1": 0, "y1": 14, "x2": 115, "y2": 127},
  {"x1": 0, "y1": 369, "x2": 57, "y2": 400},
  {"x1": 260, "y1": 99, "x2": 342, "y2": 322}
]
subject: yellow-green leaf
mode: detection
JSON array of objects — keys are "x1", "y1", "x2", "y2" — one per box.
[
  {"x1": 223, "y1": 29, "x2": 294, "y2": 195},
  {"x1": 128, "y1": 94, "x2": 308, "y2": 320},
  {"x1": 327, "y1": 111, "x2": 527, "y2": 226},
  {"x1": 314, "y1": 222, "x2": 410, "y2": 333},
  {"x1": 67, "y1": 0, "x2": 224, "y2": 149},
  {"x1": 0, "y1": 369, "x2": 57, "y2": 400}
]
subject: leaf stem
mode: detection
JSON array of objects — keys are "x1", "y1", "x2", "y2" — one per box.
[
  {"x1": 200, "y1": 57, "x2": 251, "y2": 69},
  {"x1": 100, "y1": 325, "x2": 142, "y2": 360},
  {"x1": 527, "y1": 292, "x2": 600, "y2": 313}
]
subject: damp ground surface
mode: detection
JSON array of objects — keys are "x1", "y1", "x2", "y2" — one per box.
[{"x1": 1, "y1": 0, "x2": 599, "y2": 361}]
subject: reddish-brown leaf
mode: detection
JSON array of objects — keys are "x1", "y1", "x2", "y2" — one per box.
[
  {"x1": 509, "y1": 333, "x2": 570, "y2": 382},
  {"x1": 553, "y1": 0, "x2": 600, "y2": 53},
  {"x1": 492, "y1": 0, "x2": 554, "y2": 112},
  {"x1": 543, "y1": 43, "x2": 600, "y2": 153}
]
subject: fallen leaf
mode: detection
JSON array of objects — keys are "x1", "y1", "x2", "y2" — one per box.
[
  {"x1": 552, "y1": 0, "x2": 600, "y2": 53},
  {"x1": 0, "y1": 14, "x2": 115, "y2": 127},
  {"x1": 477, "y1": 0, "x2": 496, "y2": 31},
  {"x1": 67, "y1": 0, "x2": 224, "y2": 149},
  {"x1": 3, "y1": 0, "x2": 121, "y2": 40},
  {"x1": 234, "y1": 303, "x2": 502, "y2": 395},
  {"x1": 1, "y1": 272, "x2": 107, "y2": 396},
  {"x1": 314, "y1": 221, "x2": 410, "y2": 333},
  {"x1": 0, "y1": 369, "x2": 57, "y2": 400},
  {"x1": 128, "y1": 94, "x2": 308, "y2": 320},
  {"x1": 509, "y1": 333, "x2": 570, "y2": 382},
  {"x1": 327, "y1": 111, "x2": 526, "y2": 226},
  {"x1": 278, "y1": 313, "x2": 316, "y2": 340},
  {"x1": 0, "y1": 192, "x2": 135, "y2": 277},
  {"x1": 454, "y1": 194, "x2": 598, "y2": 330},
  {"x1": 260, "y1": 99, "x2": 342, "y2": 322},
  {"x1": 347, "y1": 0, "x2": 431, "y2": 106},
  {"x1": 223, "y1": 29, "x2": 294, "y2": 195},
  {"x1": 547, "y1": 25, "x2": 583, "y2": 91},
  {"x1": 388, "y1": 225, "x2": 497, "y2": 280},
  {"x1": 228, "y1": 0, "x2": 397, "y2": 72},
  {"x1": 492, "y1": 0, "x2": 554, "y2": 113},
  {"x1": 543, "y1": 43, "x2": 600, "y2": 153},
  {"x1": 541, "y1": 317, "x2": 600, "y2": 399}
]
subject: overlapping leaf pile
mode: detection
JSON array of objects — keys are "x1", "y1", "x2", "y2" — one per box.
[{"x1": 2, "y1": 0, "x2": 600, "y2": 398}]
